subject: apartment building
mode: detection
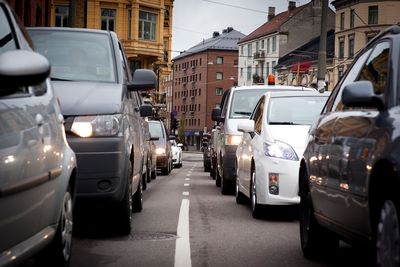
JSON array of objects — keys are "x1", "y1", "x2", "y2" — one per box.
[
  {"x1": 332, "y1": 0, "x2": 400, "y2": 86},
  {"x1": 237, "y1": 0, "x2": 335, "y2": 86},
  {"x1": 172, "y1": 27, "x2": 244, "y2": 150}
]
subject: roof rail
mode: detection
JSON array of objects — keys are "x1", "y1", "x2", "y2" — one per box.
[{"x1": 366, "y1": 24, "x2": 400, "y2": 46}]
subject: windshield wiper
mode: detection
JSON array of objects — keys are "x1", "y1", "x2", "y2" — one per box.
[
  {"x1": 234, "y1": 111, "x2": 252, "y2": 115},
  {"x1": 51, "y1": 77, "x2": 73, "y2": 81},
  {"x1": 269, "y1": 121, "x2": 300, "y2": 125}
]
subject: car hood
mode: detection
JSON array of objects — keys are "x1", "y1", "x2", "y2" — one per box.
[
  {"x1": 268, "y1": 125, "x2": 311, "y2": 158},
  {"x1": 52, "y1": 81, "x2": 123, "y2": 116}
]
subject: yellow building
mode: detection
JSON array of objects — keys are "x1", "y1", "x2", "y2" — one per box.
[
  {"x1": 50, "y1": 0, "x2": 173, "y2": 79},
  {"x1": 332, "y1": 0, "x2": 400, "y2": 86}
]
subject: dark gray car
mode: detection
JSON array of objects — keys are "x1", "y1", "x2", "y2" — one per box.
[
  {"x1": 0, "y1": 1, "x2": 77, "y2": 266},
  {"x1": 28, "y1": 27, "x2": 155, "y2": 235}
]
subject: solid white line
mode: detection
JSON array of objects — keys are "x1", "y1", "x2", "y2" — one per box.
[
  {"x1": 184, "y1": 183, "x2": 190, "y2": 186},
  {"x1": 185, "y1": 178, "x2": 190, "y2": 181},
  {"x1": 175, "y1": 199, "x2": 191, "y2": 267},
  {"x1": 182, "y1": 192, "x2": 189, "y2": 196}
]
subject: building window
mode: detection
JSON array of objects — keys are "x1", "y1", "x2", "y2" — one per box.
[
  {"x1": 272, "y1": 36, "x2": 276, "y2": 52},
  {"x1": 139, "y1": 10, "x2": 157, "y2": 41},
  {"x1": 272, "y1": 61, "x2": 276, "y2": 75},
  {"x1": 339, "y1": 38, "x2": 345, "y2": 59},
  {"x1": 216, "y1": 72, "x2": 223, "y2": 80},
  {"x1": 247, "y1": 66, "x2": 251, "y2": 81},
  {"x1": 256, "y1": 41, "x2": 259, "y2": 53},
  {"x1": 340, "y1": 12, "x2": 345, "y2": 30},
  {"x1": 247, "y1": 44, "x2": 252, "y2": 58},
  {"x1": 240, "y1": 68, "x2": 243, "y2": 77},
  {"x1": 55, "y1": 5, "x2": 69, "y2": 27},
  {"x1": 101, "y1": 9, "x2": 116, "y2": 31},
  {"x1": 348, "y1": 36, "x2": 354, "y2": 58},
  {"x1": 368, "y1": 6, "x2": 378, "y2": 25},
  {"x1": 199, "y1": 88, "x2": 201, "y2": 95},
  {"x1": 266, "y1": 62, "x2": 270, "y2": 75},
  {"x1": 240, "y1": 46, "x2": 244, "y2": 55},
  {"x1": 127, "y1": 8, "x2": 132, "y2": 39},
  {"x1": 216, "y1": 87, "x2": 223, "y2": 95},
  {"x1": 216, "y1": 57, "x2": 223, "y2": 64},
  {"x1": 261, "y1": 40, "x2": 264, "y2": 49},
  {"x1": 350, "y1": 9, "x2": 355, "y2": 28}
]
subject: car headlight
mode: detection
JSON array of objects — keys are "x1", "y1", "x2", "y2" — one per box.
[
  {"x1": 263, "y1": 141, "x2": 298, "y2": 161},
  {"x1": 71, "y1": 114, "x2": 121, "y2": 137},
  {"x1": 225, "y1": 134, "x2": 242, "y2": 145},
  {"x1": 156, "y1": 148, "x2": 166, "y2": 155}
]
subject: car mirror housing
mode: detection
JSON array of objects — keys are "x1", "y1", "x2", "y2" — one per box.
[
  {"x1": 342, "y1": 81, "x2": 385, "y2": 111},
  {"x1": 129, "y1": 69, "x2": 157, "y2": 91},
  {"x1": 212, "y1": 108, "x2": 224, "y2": 123},
  {"x1": 0, "y1": 50, "x2": 50, "y2": 94},
  {"x1": 139, "y1": 104, "x2": 153, "y2": 117},
  {"x1": 168, "y1": 135, "x2": 176, "y2": 141},
  {"x1": 237, "y1": 120, "x2": 255, "y2": 133}
]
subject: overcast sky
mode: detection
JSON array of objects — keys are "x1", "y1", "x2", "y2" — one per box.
[{"x1": 171, "y1": 0, "x2": 319, "y2": 59}]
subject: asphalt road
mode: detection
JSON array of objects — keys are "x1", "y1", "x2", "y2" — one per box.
[{"x1": 22, "y1": 152, "x2": 374, "y2": 267}]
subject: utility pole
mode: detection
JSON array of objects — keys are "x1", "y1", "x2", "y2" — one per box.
[{"x1": 317, "y1": 0, "x2": 328, "y2": 92}]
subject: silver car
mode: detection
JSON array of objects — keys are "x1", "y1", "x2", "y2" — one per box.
[{"x1": 0, "y1": 1, "x2": 77, "y2": 266}]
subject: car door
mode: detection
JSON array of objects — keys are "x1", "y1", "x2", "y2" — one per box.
[
  {"x1": 216, "y1": 89, "x2": 230, "y2": 175},
  {"x1": 328, "y1": 41, "x2": 391, "y2": 235}
]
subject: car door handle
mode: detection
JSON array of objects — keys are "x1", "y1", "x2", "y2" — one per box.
[{"x1": 35, "y1": 113, "x2": 44, "y2": 127}]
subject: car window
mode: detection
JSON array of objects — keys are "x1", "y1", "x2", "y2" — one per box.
[
  {"x1": 330, "y1": 48, "x2": 372, "y2": 112},
  {"x1": 149, "y1": 121, "x2": 165, "y2": 138},
  {"x1": 118, "y1": 41, "x2": 130, "y2": 82},
  {"x1": 253, "y1": 96, "x2": 264, "y2": 134},
  {"x1": 357, "y1": 41, "x2": 390, "y2": 95},
  {"x1": 28, "y1": 30, "x2": 116, "y2": 83},
  {"x1": 0, "y1": 5, "x2": 17, "y2": 53},
  {"x1": 220, "y1": 90, "x2": 230, "y2": 118},
  {"x1": 229, "y1": 89, "x2": 267, "y2": 119},
  {"x1": 267, "y1": 96, "x2": 328, "y2": 125}
]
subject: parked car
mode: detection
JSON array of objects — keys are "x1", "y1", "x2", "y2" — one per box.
[
  {"x1": 212, "y1": 84, "x2": 314, "y2": 194},
  {"x1": 209, "y1": 128, "x2": 219, "y2": 180},
  {"x1": 235, "y1": 91, "x2": 329, "y2": 217},
  {"x1": 28, "y1": 27, "x2": 155, "y2": 235},
  {"x1": 299, "y1": 25, "x2": 400, "y2": 265},
  {"x1": 202, "y1": 133, "x2": 211, "y2": 172},
  {"x1": 142, "y1": 120, "x2": 158, "y2": 189},
  {"x1": 170, "y1": 139, "x2": 183, "y2": 168},
  {"x1": 148, "y1": 120, "x2": 173, "y2": 175},
  {"x1": 0, "y1": 1, "x2": 77, "y2": 266}
]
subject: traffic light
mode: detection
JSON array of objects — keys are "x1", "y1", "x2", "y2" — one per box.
[
  {"x1": 175, "y1": 119, "x2": 180, "y2": 129},
  {"x1": 171, "y1": 118, "x2": 177, "y2": 130}
]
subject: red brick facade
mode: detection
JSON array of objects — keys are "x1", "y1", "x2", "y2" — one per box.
[{"x1": 6, "y1": 0, "x2": 51, "y2": 27}]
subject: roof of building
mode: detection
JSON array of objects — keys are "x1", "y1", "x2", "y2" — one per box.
[
  {"x1": 238, "y1": 4, "x2": 307, "y2": 44},
  {"x1": 173, "y1": 27, "x2": 245, "y2": 61}
]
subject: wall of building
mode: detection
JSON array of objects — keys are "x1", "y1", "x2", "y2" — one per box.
[{"x1": 7, "y1": 0, "x2": 51, "y2": 27}]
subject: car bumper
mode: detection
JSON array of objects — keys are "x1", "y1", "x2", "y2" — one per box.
[
  {"x1": 255, "y1": 157, "x2": 300, "y2": 205},
  {"x1": 172, "y1": 153, "x2": 180, "y2": 165},
  {"x1": 156, "y1": 155, "x2": 169, "y2": 168},
  {"x1": 67, "y1": 136, "x2": 128, "y2": 204}
]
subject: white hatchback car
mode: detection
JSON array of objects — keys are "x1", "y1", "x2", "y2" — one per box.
[
  {"x1": 235, "y1": 91, "x2": 329, "y2": 218},
  {"x1": 170, "y1": 140, "x2": 183, "y2": 168}
]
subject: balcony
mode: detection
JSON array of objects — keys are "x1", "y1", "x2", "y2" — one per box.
[{"x1": 253, "y1": 51, "x2": 265, "y2": 61}]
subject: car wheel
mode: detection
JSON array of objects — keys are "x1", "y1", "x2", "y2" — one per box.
[
  {"x1": 216, "y1": 167, "x2": 221, "y2": 187},
  {"x1": 299, "y1": 172, "x2": 338, "y2": 259},
  {"x1": 376, "y1": 199, "x2": 400, "y2": 266},
  {"x1": 250, "y1": 170, "x2": 262, "y2": 218},
  {"x1": 36, "y1": 186, "x2": 73, "y2": 266},
  {"x1": 151, "y1": 165, "x2": 157, "y2": 180},
  {"x1": 146, "y1": 160, "x2": 152, "y2": 183},
  {"x1": 142, "y1": 170, "x2": 148, "y2": 191},
  {"x1": 132, "y1": 180, "x2": 143, "y2": 213},
  {"x1": 116, "y1": 164, "x2": 133, "y2": 235},
  {"x1": 221, "y1": 171, "x2": 233, "y2": 195},
  {"x1": 235, "y1": 177, "x2": 246, "y2": 205}
]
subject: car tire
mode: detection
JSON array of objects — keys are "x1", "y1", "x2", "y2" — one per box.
[
  {"x1": 132, "y1": 180, "x2": 143, "y2": 213},
  {"x1": 146, "y1": 160, "x2": 152, "y2": 183},
  {"x1": 116, "y1": 164, "x2": 133, "y2": 235},
  {"x1": 151, "y1": 166, "x2": 157, "y2": 180},
  {"x1": 250, "y1": 170, "x2": 262, "y2": 218},
  {"x1": 376, "y1": 199, "x2": 400, "y2": 266},
  {"x1": 36, "y1": 185, "x2": 73, "y2": 267},
  {"x1": 216, "y1": 168, "x2": 221, "y2": 187},
  {"x1": 235, "y1": 177, "x2": 246, "y2": 205},
  {"x1": 221, "y1": 174, "x2": 232, "y2": 195},
  {"x1": 142, "y1": 170, "x2": 148, "y2": 191},
  {"x1": 299, "y1": 171, "x2": 338, "y2": 259}
]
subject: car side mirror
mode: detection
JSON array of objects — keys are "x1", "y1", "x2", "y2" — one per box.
[
  {"x1": 128, "y1": 69, "x2": 157, "y2": 91},
  {"x1": 0, "y1": 50, "x2": 50, "y2": 96},
  {"x1": 342, "y1": 81, "x2": 385, "y2": 111},
  {"x1": 168, "y1": 135, "x2": 176, "y2": 140},
  {"x1": 139, "y1": 104, "x2": 153, "y2": 117},
  {"x1": 212, "y1": 108, "x2": 224, "y2": 123},
  {"x1": 237, "y1": 120, "x2": 255, "y2": 133}
]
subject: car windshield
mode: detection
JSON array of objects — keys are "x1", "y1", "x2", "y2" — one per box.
[
  {"x1": 149, "y1": 122, "x2": 165, "y2": 138},
  {"x1": 28, "y1": 30, "x2": 115, "y2": 83},
  {"x1": 267, "y1": 96, "x2": 327, "y2": 125},
  {"x1": 229, "y1": 89, "x2": 267, "y2": 119}
]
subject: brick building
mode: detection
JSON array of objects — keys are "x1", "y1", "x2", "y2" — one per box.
[
  {"x1": 6, "y1": 0, "x2": 51, "y2": 27},
  {"x1": 172, "y1": 27, "x2": 244, "y2": 150}
]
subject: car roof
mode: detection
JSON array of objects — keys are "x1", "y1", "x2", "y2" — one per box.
[
  {"x1": 230, "y1": 85, "x2": 314, "y2": 92},
  {"x1": 266, "y1": 90, "x2": 330, "y2": 98},
  {"x1": 27, "y1": 27, "x2": 111, "y2": 36}
]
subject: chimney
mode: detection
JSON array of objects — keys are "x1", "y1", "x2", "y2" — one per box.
[
  {"x1": 268, "y1": 7, "x2": 275, "y2": 21},
  {"x1": 288, "y1": 1, "x2": 296, "y2": 12},
  {"x1": 213, "y1": 31, "x2": 220, "y2": 38}
]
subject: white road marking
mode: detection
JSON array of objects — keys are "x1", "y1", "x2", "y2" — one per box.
[
  {"x1": 185, "y1": 178, "x2": 190, "y2": 181},
  {"x1": 186, "y1": 174, "x2": 191, "y2": 177},
  {"x1": 182, "y1": 192, "x2": 189, "y2": 196},
  {"x1": 175, "y1": 199, "x2": 191, "y2": 267},
  {"x1": 184, "y1": 183, "x2": 190, "y2": 186}
]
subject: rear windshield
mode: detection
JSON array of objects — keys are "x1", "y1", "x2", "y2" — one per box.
[
  {"x1": 149, "y1": 122, "x2": 165, "y2": 138},
  {"x1": 229, "y1": 89, "x2": 267, "y2": 119},
  {"x1": 267, "y1": 96, "x2": 328, "y2": 125},
  {"x1": 28, "y1": 30, "x2": 116, "y2": 83}
]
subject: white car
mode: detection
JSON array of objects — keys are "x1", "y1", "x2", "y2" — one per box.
[
  {"x1": 170, "y1": 140, "x2": 183, "y2": 168},
  {"x1": 235, "y1": 90, "x2": 329, "y2": 218}
]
